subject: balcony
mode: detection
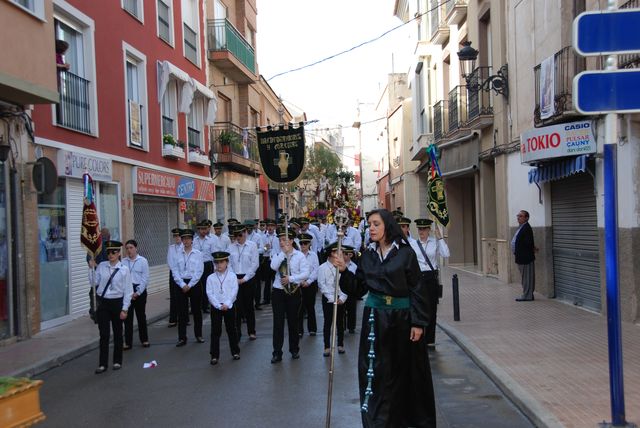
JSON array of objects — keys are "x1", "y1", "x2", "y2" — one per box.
[
  {"x1": 210, "y1": 122, "x2": 260, "y2": 174},
  {"x1": 207, "y1": 19, "x2": 256, "y2": 84},
  {"x1": 411, "y1": 133, "x2": 435, "y2": 161},
  {"x1": 56, "y1": 70, "x2": 91, "y2": 134},
  {"x1": 533, "y1": 46, "x2": 586, "y2": 126},
  {"x1": 445, "y1": 0, "x2": 467, "y2": 26},
  {"x1": 433, "y1": 100, "x2": 449, "y2": 143},
  {"x1": 429, "y1": 0, "x2": 450, "y2": 45},
  {"x1": 448, "y1": 85, "x2": 468, "y2": 137},
  {"x1": 466, "y1": 67, "x2": 494, "y2": 129}
]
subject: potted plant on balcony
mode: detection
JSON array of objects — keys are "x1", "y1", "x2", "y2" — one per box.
[
  {"x1": 218, "y1": 130, "x2": 239, "y2": 154},
  {"x1": 0, "y1": 377, "x2": 46, "y2": 427},
  {"x1": 163, "y1": 134, "x2": 177, "y2": 150}
]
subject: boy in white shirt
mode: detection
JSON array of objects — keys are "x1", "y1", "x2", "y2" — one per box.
[{"x1": 317, "y1": 243, "x2": 349, "y2": 357}]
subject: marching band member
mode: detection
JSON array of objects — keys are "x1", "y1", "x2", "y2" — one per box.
[
  {"x1": 342, "y1": 245, "x2": 359, "y2": 335},
  {"x1": 297, "y1": 233, "x2": 319, "y2": 337},
  {"x1": 206, "y1": 251, "x2": 240, "y2": 365},
  {"x1": 228, "y1": 224, "x2": 259, "y2": 341},
  {"x1": 252, "y1": 219, "x2": 267, "y2": 310},
  {"x1": 172, "y1": 229, "x2": 205, "y2": 347},
  {"x1": 194, "y1": 221, "x2": 215, "y2": 313},
  {"x1": 211, "y1": 221, "x2": 231, "y2": 252},
  {"x1": 166, "y1": 228, "x2": 182, "y2": 327},
  {"x1": 409, "y1": 218, "x2": 450, "y2": 346},
  {"x1": 317, "y1": 243, "x2": 348, "y2": 357},
  {"x1": 269, "y1": 228, "x2": 309, "y2": 363},
  {"x1": 398, "y1": 217, "x2": 413, "y2": 242},
  {"x1": 122, "y1": 240, "x2": 150, "y2": 350},
  {"x1": 298, "y1": 218, "x2": 320, "y2": 253},
  {"x1": 260, "y1": 218, "x2": 279, "y2": 305},
  {"x1": 91, "y1": 240, "x2": 132, "y2": 374}
]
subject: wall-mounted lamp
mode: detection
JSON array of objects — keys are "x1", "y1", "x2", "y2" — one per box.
[
  {"x1": 0, "y1": 138, "x2": 11, "y2": 163},
  {"x1": 457, "y1": 41, "x2": 509, "y2": 98}
]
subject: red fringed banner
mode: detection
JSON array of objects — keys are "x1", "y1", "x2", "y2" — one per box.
[{"x1": 81, "y1": 173, "x2": 102, "y2": 258}]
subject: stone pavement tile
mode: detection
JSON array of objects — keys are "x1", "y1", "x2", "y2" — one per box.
[
  {"x1": 438, "y1": 266, "x2": 640, "y2": 428},
  {"x1": 0, "y1": 289, "x2": 170, "y2": 378}
]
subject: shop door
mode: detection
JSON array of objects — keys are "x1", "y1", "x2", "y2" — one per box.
[{"x1": 551, "y1": 172, "x2": 601, "y2": 310}]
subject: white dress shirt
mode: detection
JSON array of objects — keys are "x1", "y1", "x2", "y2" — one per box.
[
  {"x1": 90, "y1": 261, "x2": 133, "y2": 311},
  {"x1": 211, "y1": 233, "x2": 231, "y2": 252},
  {"x1": 270, "y1": 249, "x2": 309, "y2": 290},
  {"x1": 172, "y1": 248, "x2": 204, "y2": 289},
  {"x1": 206, "y1": 268, "x2": 239, "y2": 309},
  {"x1": 317, "y1": 261, "x2": 348, "y2": 303},
  {"x1": 228, "y1": 240, "x2": 259, "y2": 281},
  {"x1": 193, "y1": 235, "x2": 215, "y2": 263},
  {"x1": 301, "y1": 250, "x2": 320, "y2": 284},
  {"x1": 409, "y1": 236, "x2": 450, "y2": 271},
  {"x1": 166, "y1": 242, "x2": 183, "y2": 272},
  {"x1": 122, "y1": 255, "x2": 149, "y2": 294},
  {"x1": 262, "y1": 232, "x2": 280, "y2": 258}
]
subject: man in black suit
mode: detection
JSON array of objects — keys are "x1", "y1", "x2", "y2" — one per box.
[{"x1": 512, "y1": 210, "x2": 536, "y2": 301}]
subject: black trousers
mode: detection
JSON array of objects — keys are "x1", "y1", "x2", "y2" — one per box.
[
  {"x1": 235, "y1": 277, "x2": 256, "y2": 336},
  {"x1": 298, "y1": 282, "x2": 318, "y2": 335},
  {"x1": 97, "y1": 297, "x2": 123, "y2": 367},
  {"x1": 201, "y1": 261, "x2": 213, "y2": 311},
  {"x1": 261, "y1": 258, "x2": 274, "y2": 304},
  {"x1": 169, "y1": 271, "x2": 178, "y2": 324},
  {"x1": 322, "y1": 296, "x2": 345, "y2": 349},
  {"x1": 271, "y1": 288, "x2": 301, "y2": 357},
  {"x1": 124, "y1": 290, "x2": 148, "y2": 346},
  {"x1": 210, "y1": 306, "x2": 240, "y2": 359},
  {"x1": 344, "y1": 293, "x2": 358, "y2": 332},
  {"x1": 177, "y1": 283, "x2": 202, "y2": 341},
  {"x1": 421, "y1": 270, "x2": 439, "y2": 344},
  {"x1": 254, "y1": 256, "x2": 266, "y2": 306}
]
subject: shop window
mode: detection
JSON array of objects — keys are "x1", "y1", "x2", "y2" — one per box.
[{"x1": 184, "y1": 200, "x2": 208, "y2": 230}]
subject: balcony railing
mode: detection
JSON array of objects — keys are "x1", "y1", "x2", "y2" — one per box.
[
  {"x1": 207, "y1": 19, "x2": 256, "y2": 74},
  {"x1": 534, "y1": 46, "x2": 586, "y2": 125},
  {"x1": 56, "y1": 70, "x2": 91, "y2": 134},
  {"x1": 620, "y1": 0, "x2": 640, "y2": 69},
  {"x1": 433, "y1": 100, "x2": 449, "y2": 142},
  {"x1": 448, "y1": 85, "x2": 468, "y2": 133},
  {"x1": 210, "y1": 122, "x2": 259, "y2": 173},
  {"x1": 467, "y1": 66, "x2": 494, "y2": 120}
]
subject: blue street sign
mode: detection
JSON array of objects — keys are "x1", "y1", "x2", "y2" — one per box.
[
  {"x1": 573, "y1": 69, "x2": 640, "y2": 114},
  {"x1": 573, "y1": 9, "x2": 640, "y2": 56}
]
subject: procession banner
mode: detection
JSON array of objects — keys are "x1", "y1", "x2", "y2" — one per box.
[
  {"x1": 256, "y1": 123, "x2": 306, "y2": 184},
  {"x1": 427, "y1": 145, "x2": 450, "y2": 227},
  {"x1": 81, "y1": 173, "x2": 102, "y2": 259}
]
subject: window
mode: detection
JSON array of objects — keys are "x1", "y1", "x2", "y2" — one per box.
[
  {"x1": 122, "y1": 0, "x2": 144, "y2": 21},
  {"x1": 157, "y1": 0, "x2": 173, "y2": 44},
  {"x1": 98, "y1": 183, "x2": 121, "y2": 241},
  {"x1": 161, "y1": 80, "x2": 177, "y2": 140},
  {"x1": 182, "y1": 0, "x2": 199, "y2": 65},
  {"x1": 53, "y1": 5, "x2": 97, "y2": 135},
  {"x1": 187, "y1": 98, "x2": 204, "y2": 151},
  {"x1": 217, "y1": 93, "x2": 231, "y2": 122},
  {"x1": 10, "y1": 0, "x2": 45, "y2": 19},
  {"x1": 123, "y1": 43, "x2": 148, "y2": 149}
]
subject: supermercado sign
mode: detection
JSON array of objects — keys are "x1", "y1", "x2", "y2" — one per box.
[
  {"x1": 133, "y1": 167, "x2": 214, "y2": 201},
  {"x1": 57, "y1": 150, "x2": 112, "y2": 181},
  {"x1": 520, "y1": 120, "x2": 596, "y2": 164}
]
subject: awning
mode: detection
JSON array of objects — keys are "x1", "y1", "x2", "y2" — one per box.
[
  {"x1": 528, "y1": 154, "x2": 589, "y2": 184},
  {"x1": 157, "y1": 60, "x2": 190, "y2": 102}
]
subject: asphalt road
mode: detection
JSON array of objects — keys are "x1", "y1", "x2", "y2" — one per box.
[{"x1": 36, "y1": 301, "x2": 533, "y2": 428}]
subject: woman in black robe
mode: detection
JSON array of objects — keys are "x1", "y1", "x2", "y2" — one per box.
[{"x1": 337, "y1": 209, "x2": 436, "y2": 427}]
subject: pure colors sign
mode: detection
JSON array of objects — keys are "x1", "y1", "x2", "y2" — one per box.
[{"x1": 520, "y1": 120, "x2": 596, "y2": 164}]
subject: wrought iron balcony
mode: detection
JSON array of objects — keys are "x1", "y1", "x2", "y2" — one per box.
[
  {"x1": 433, "y1": 100, "x2": 449, "y2": 143},
  {"x1": 445, "y1": 0, "x2": 467, "y2": 25},
  {"x1": 56, "y1": 70, "x2": 91, "y2": 134},
  {"x1": 466, "y1": 66, "x2": 494, "y2": 128},
  {"x1": 533, "y1": 46, "x2": 586, "y2": 126},
  {"x1": 210, "y1": 122, "x2": 259, "y2": 174},
  {"x1": 207, "y1": 19, "x2": 256, "y2": 83},
  {"x1": 448, "y1": 85, "x2": 468, "y2": 134}
]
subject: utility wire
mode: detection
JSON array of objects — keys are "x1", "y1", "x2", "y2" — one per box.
[{"x1": 266, "y1": 0, "x2": 452, "y2": 81}]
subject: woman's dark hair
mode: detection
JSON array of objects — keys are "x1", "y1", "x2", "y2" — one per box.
[
  {"x1": 125, "y1": 239, "x2": 138, "y2": 247},
  {"x1": 367, "y1": 209, "x2": 408, "y2": 246}
]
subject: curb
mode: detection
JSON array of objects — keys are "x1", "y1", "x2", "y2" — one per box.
[
  {"x1": 13, "y1": 310, "x2": 170, "y2": 378},
  {"x1": 438, "y1": 320, "x2": 565, "y2": 428}
]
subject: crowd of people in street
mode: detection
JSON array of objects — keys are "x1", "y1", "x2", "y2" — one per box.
[{"x1": 87, "y1": 209, "x2": 450, "y2": 427}]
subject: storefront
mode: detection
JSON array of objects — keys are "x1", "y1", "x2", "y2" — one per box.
[
  {"x1": 132, "y1": 167, "x2": 214, "y2": 294},
  {"x1": 38, "y1": 150, "x2": 117, "y2": 329},
  {"x1": 522, "y1": 120, "x2": 600, "y2": 310}
]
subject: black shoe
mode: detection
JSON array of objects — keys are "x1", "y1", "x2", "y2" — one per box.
[
  {"x1": 196, "y1": 337, "x2": 205, "y2": 343},
  {"x1": 95, "y1": 366, "x2": 107, "y2": 374},
  {"x1": 255, "y1": 305, "x2": 262, "y2": 310},
  {"x1": 309, "y1": 332, "x2": 316, "y2": 336},
  {"x1": 232, "y1": 354, "x2": 240, "y2": 360},
  {"x1": 515, "y1": 298, "x2": 534, "y2": 302},
  {"x1": 123, "y1": 344, "x2": 132, "y2": 351},
  {"x1": 271, "y1": 356, "x2": 282, "y2": 364},
  {"x1": 291, "y1": 352, "x2": 300, "y2": 360},
  {"x1": 338, "y1": 347, "x2": 345, "y2": 354},
  {"x1": 112, "y1": 363, "x2": 122, "y2": 370},
  {"x1": 176, "y1": 339, "x2": 187, "y2": 347},
  {"x1": 168, "y1": 322, "x2": 177, "y2": 328},
  {"x1": 142, "y1": 342, "x2": 150, "y2": 348},
  {"x1": 210, "y1": 358, "x2": 218, "y2": 366}
]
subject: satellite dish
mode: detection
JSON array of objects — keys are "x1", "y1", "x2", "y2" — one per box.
[{"x1": 32, "y1": 157, "x2": 58, "y2": 194}]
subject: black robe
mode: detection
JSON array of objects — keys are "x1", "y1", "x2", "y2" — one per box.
[{"x1": 341, "y1": 243, "x2": 436, "y2": 428}]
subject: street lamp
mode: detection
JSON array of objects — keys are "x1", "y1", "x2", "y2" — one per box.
[{"x1": 457, "y1": 41, "x2": 509, "y2": 97}]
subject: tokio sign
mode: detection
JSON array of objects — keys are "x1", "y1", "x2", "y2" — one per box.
[
  {"x1": 573, "y1": 9, "x2": 640, "y2": 56},
  {"x1": 256, "y1": 123, "x2": 306, "y2": 184},
  {"x1": 133, "y1": 167, "x2": 214, "y2": 201},
  {"x1": 520, "y1": 120, "x2": 596, "y2": 164},
  {"x1": 57, "y1": 150, "x2": 113, "y2": 182}
]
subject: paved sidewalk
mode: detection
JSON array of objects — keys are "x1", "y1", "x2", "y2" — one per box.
[
  {"x1": 438, "y1": 266, "x2": 640, "y2": 428},
  {"x1": 0, "y1": 290, "x2": 171, "y2": 378}
]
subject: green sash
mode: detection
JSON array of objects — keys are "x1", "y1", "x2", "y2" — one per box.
[{"x1": 365, "y1": 292, "x2": 410, "y2": 309}]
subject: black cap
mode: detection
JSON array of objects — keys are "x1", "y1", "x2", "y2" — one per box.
[
  {"x1": 266, "y1": 218, "x2": 276, "y2": 225},
  {"x1": 342, "y1": 245, "x2": 355, "y2": 254},
  {"x1": 105, "y1": 240, "x2": 123, "y2": 251},
  {"x1": 180, "y1": 229, "x2": 195, "y2": 238},
  {"x1": 415, "y1": 218, "x2": 434, "y2": 228},
  {"x1": 277, "y1": 228, "x2": 296, "y2": 239},
  {"x1": 299, "y1": 217, "x2": 310, "y2": 225},
  {"x1": 397, "y1": 217, "x2": 412, "y2": 225},
  {"x1": 171, "y1": 227, "x2": 181, "y2": 235},
  {"x1": 227, "y1": 218, "x2": 238, "y2": 224},
  {"x1": 232, "y1": 224, "x2": 247, "y2": 235},
  {"x1": 298, "y1": 233, "x2": 313, "y2": 243},
  {"x1": 205, "y1": 219, "x2": 213, "y2": 227},
  {"x1": 324, "y1": 242, "x2": 339, "y2": 252},
  {"x1": 196, "y1": 220, "x2": 208, "y2": 229},
  {"x1": 213, "y1": 251, "x2": 230, "y2": 262},
  {"x1": 213, "y1": 222, "x2": 223, "y2": 228}
]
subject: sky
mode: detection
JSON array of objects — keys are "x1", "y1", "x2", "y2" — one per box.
[{"x1": 256, "y1": 0, "x2": 412, "y2": 128}]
